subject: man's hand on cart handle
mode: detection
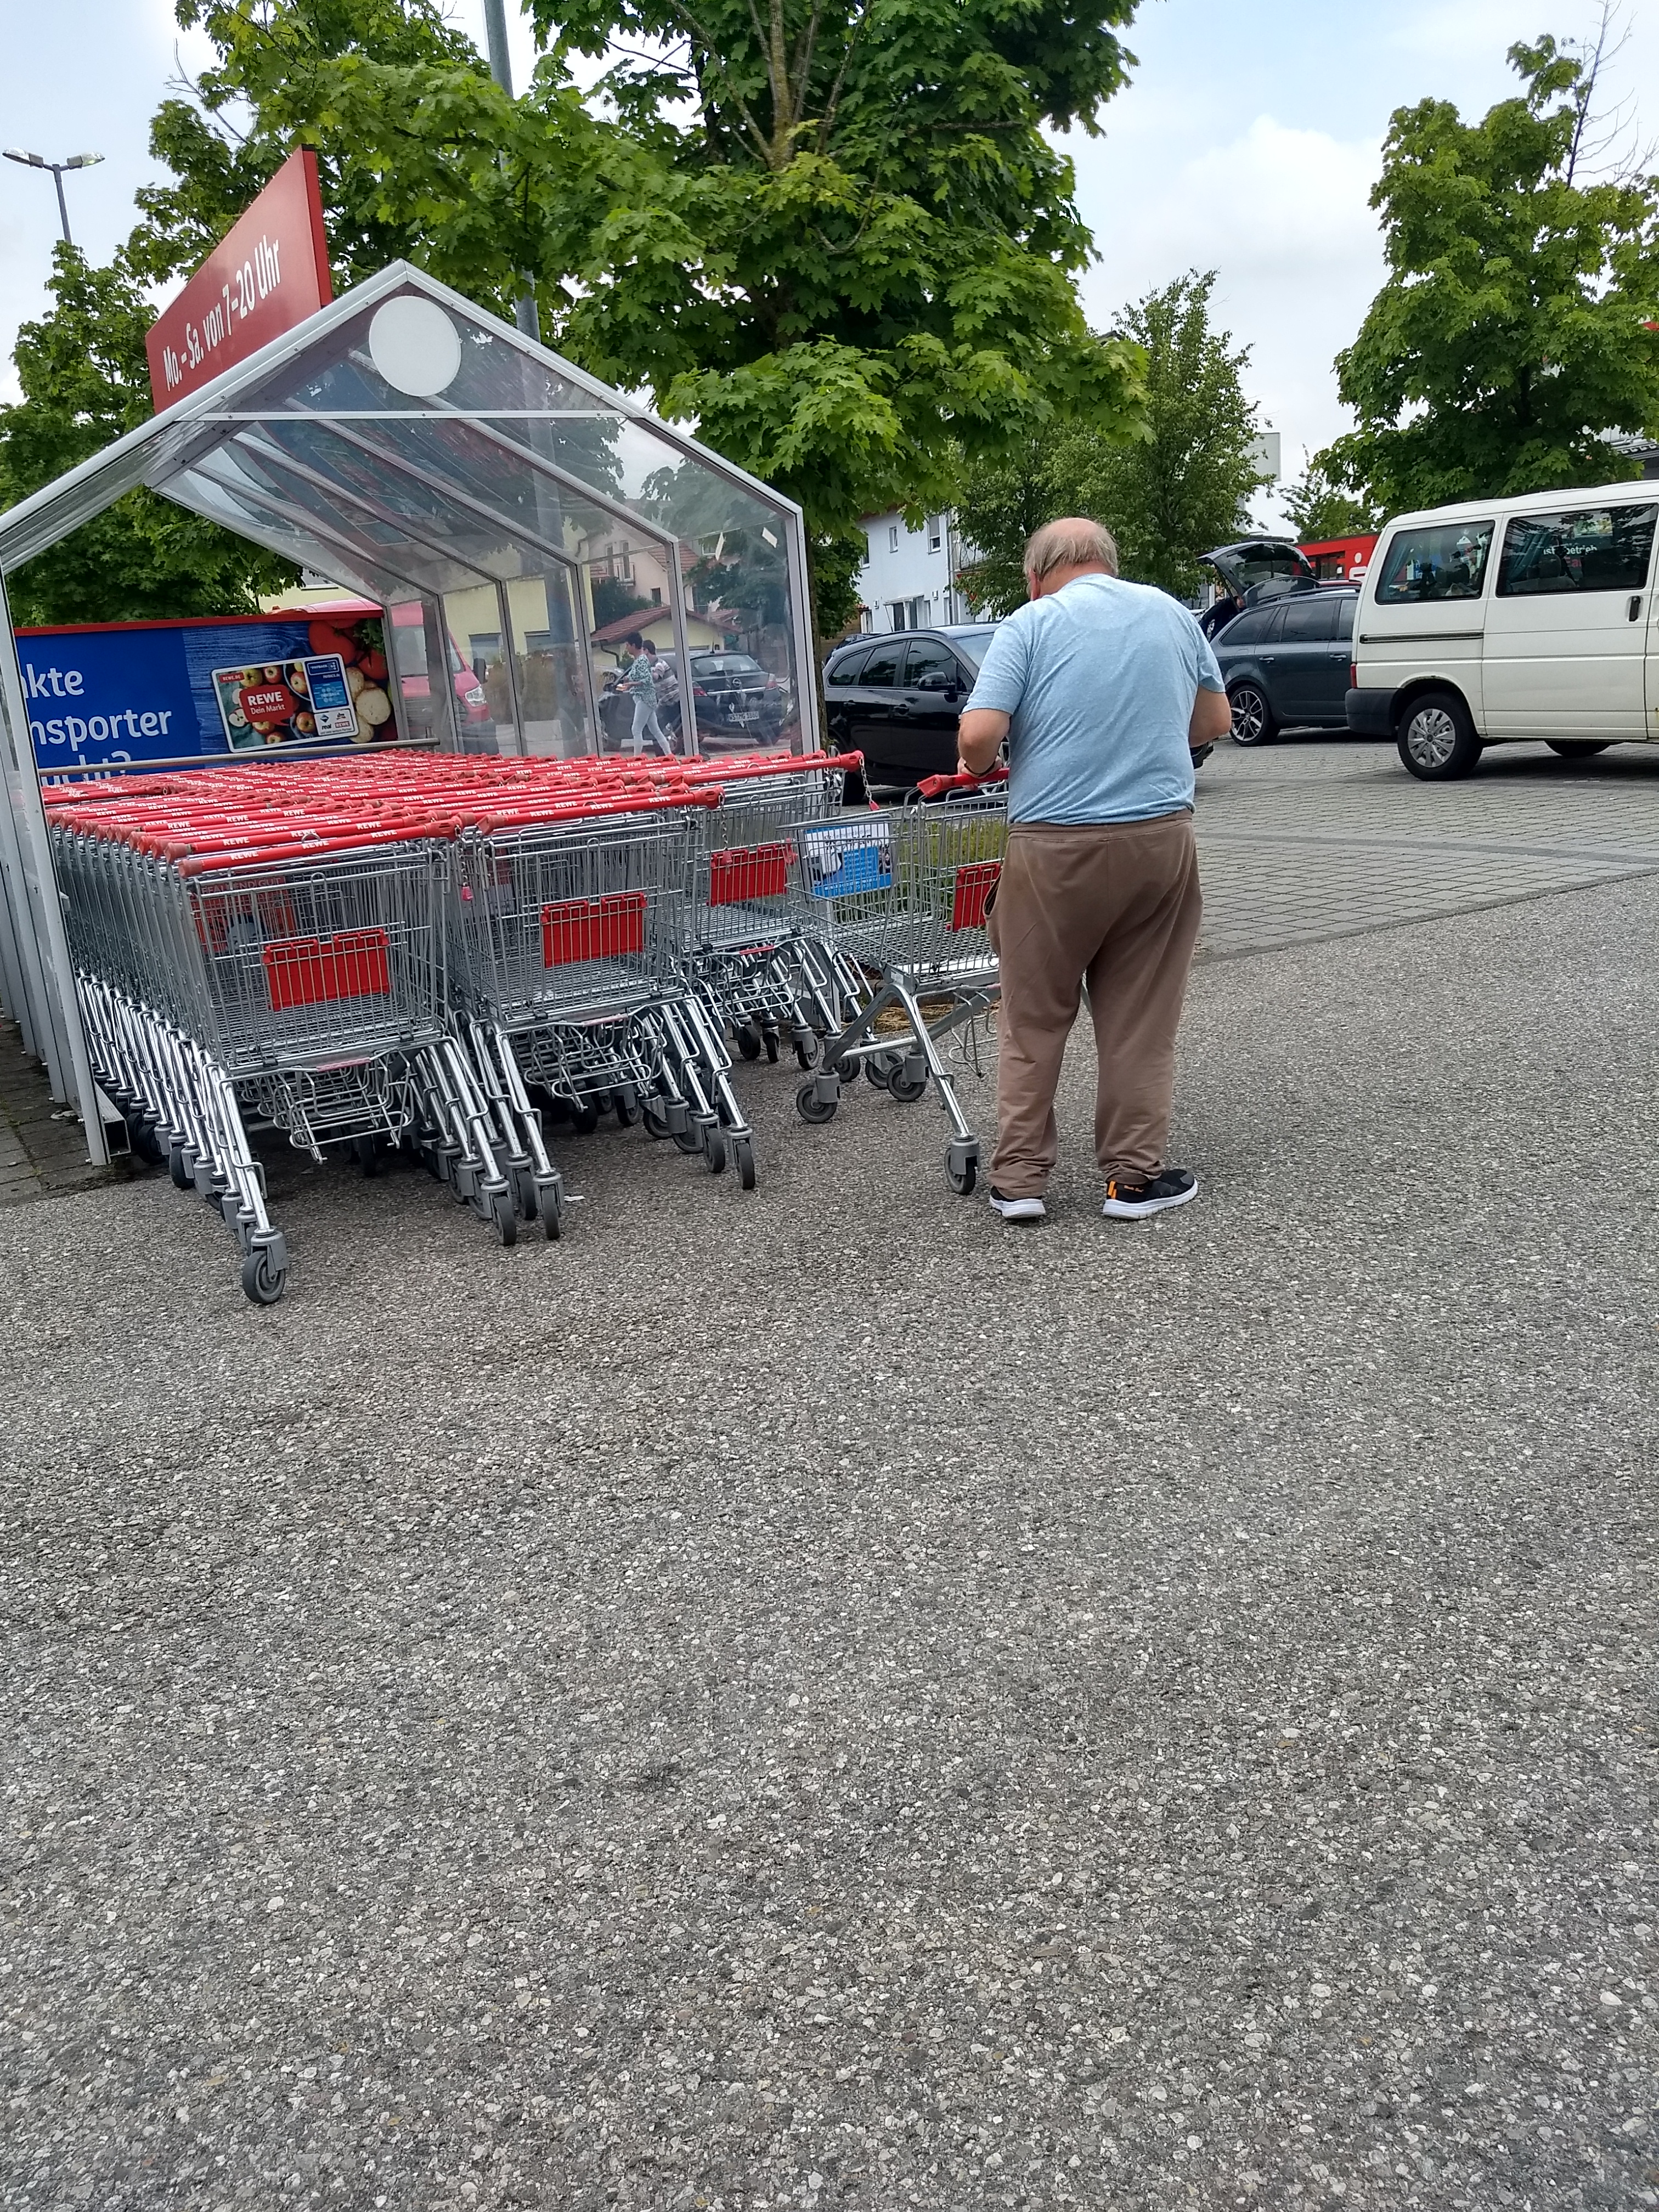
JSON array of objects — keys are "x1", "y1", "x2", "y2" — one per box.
[
  {"x1": 957, "y1": 708, "x2": 1008, "y2": 778},
  {"x1": 917, "y1": 765, "x2": 1010, "y2": 798}
]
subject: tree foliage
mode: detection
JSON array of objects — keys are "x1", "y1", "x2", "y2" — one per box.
[
  {"x1": 955, "y1": 272, "x2": 1264, "y2": 611},
  {"x1": 1315, "y1": 30, "x2": 1659, "y2": 517},
  {"x1": 1279, "y1": 459, "x2": 1382, "y2": 543},
  {"x1": 0, "y1": 252, "x2": 295, "y2": 627},
  {"x1": 4, "y1": 0, "x2": 1152, "y2": 640}
]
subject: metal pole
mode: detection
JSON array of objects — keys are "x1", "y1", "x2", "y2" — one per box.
[
  {"x1": 51, "y1": 166, "x2": 71, "y2": 246},
  {"x1": 480, "y1": 0, "x2": 540, "y2": 342}
]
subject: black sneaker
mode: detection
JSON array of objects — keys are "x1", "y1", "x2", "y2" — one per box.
[
  {"x1": 988, "y1": 1187, "x2": 1046, "y2": 1222},
  {"x1": 1101, "y1": 1169, "x2": 1198, "y2": 1219}
]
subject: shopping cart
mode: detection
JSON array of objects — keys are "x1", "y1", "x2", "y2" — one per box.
[
  {"x1": 443, "y1": 787, "x2": 751, "y2": 1184},
  {"x1": 49, "y1": 786, "x2": 523, "y2": 1301},
  {"x1": 674, "y1": 752, "x2": 861, "y2": 1078},
  {"x1": 792, "y1": 770, "x2": 1007, "y2": 1193}
]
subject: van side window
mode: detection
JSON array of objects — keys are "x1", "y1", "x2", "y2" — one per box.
[
  {"x1": 1375, "y1": 522, "x2": 1494, "y2": 604},
  {"x1": 1497, "y1": 504, "x2": 1657, "y2": 596}
]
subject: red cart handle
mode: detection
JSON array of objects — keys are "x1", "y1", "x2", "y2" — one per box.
[{"x1": 915, "y1": 764, "x2": 1009, "y2": 798}]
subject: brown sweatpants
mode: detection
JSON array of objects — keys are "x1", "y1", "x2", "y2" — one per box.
[{"x1": 986, "y1": 813, "x2": 1201, "y2": 1197}]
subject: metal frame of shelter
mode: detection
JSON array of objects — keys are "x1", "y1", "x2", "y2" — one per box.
[{"x1": 0, "y1": 262, "x2": 820, "y2": 1163}]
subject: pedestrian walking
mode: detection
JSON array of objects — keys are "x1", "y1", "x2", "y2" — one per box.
[
  {"x1": 624, "y1": 642, "x2": 674, "y2": 757},
  {"x1": 956, "y1": 517, "x2": 1231, "y2": 1222}
]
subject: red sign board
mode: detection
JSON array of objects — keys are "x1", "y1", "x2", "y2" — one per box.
[{"x1": 145, "y1": 149, "x2": 332, "y2": 413}]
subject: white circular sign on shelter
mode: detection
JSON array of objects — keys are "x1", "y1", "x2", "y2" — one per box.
[{"x1": 367, "y1": 296, "x2": 464, "y2": 397}]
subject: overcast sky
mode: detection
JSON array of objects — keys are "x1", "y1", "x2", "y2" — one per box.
[{"x1": 1, "y1": 0, "x2": 1651, "y2": 530}]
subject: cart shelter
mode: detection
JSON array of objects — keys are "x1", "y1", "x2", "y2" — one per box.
[{"x1": 0, "y1": 263, "x2": 819, "y2": 1160}]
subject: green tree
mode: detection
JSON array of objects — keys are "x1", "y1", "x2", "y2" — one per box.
[
  {"x1": 7, "y1": 0, "x2": 1150, "y2": 642},
  {"x1": 956, "y1": 271, "x2": 1263, "y2": 610},
  {"x1": 156, "y1": 0, "x2": 1147, "y2": 643},
  {"x1": 589, "y1": 574, "x2": 652, "y2": 628},
  {"x1": 1315, "y1": 31, "x2": 1659, "y2": 516},
  {"x1": 1279, "y1": 458, "x2": 1382, "y2": 543},
  {"x1": 0, "y1": 251, "x2": 295, "y2": 627},
  {"x1": 0, "y1": 0, "x2": 474, "y2": 627}
]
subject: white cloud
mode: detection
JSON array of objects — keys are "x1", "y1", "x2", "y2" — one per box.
[{"x1": 1069, "y1": 115, "x2": 1385, "y2": 527}]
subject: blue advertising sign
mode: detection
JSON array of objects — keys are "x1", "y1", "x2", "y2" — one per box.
[{"x1": 16, "y1": 612, "x2": 397, "y2": 774}]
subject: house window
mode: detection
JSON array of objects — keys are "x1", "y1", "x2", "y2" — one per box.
[
  {"x1": 888, "y1": 524, "x2": 899, "y2": 554},
  {"x1": 889, "y1": 600, "x2": 909, "y2": 629},
  {"x1": 651, "y1": 586, "x2": 662, "y2": 604},
  {"x1": 928, "y1": 515, "x2": 943, "y2": 553}
]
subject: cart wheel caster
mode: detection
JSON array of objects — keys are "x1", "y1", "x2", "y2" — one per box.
[
  {"x1": 537, "y1": 1176, "x2": 565, "y2": 1240},
  {"x1": 763, "y1": 1026, "x2": 780, "y2": 1063},
  {"x1": 512, "y1": 1160, "x2": 541, "y2": 1220},
  {"x1": 353, "y1": 1133, "x2": 380, "y2": 1177},
  {"x1": 736, "y1": 1026, "x2": 762, "y2": 1062},
  {"x1": 168, "y1": 1142, "x2": 191, "y2": 1190},
  {"x1": 674, "y1": 1117, "x2": 706, "y2": 1154},
  {"x1": 129, "y1": 1116, "x2": 165, "y2": 1165},
  {"x1": 889, "y1": 1056, "x2": 928, "y2": 1104},
  {"x1": 793, "y1": 1029, "x2": 819, "y2": 1070},
  {"x1": 641, "y1": 1100, "x2": 671, "y2": 1140},
  {"x1": 946, "y1": 1142, "x2": 979, "y2": 1197},
  {"x1": 797, "y1": 1077, "x2": 838, "y2": 1125},
  {"x1": 733, "y1": 1133, "x2": 756, "y2": 1190},
  {"x1": 865, "y1": 1054, "x2": 895, "y2": 1090},
  {"x1": 613, "y1": 1090, "x2": 638, "y2": 1126},
  {"x1": 571, "y1": 1102, "x2": 600, "y2": 1136},
  {"x1": 704, "y1": 1122, "x2": 728, "y2": 1175},
  {"x1": 240, "y1": 1245, "x2": 287, "y2": 1305},
  {"x1": 489, "y1": 1185, "x2": 518, "y2": 1246}
]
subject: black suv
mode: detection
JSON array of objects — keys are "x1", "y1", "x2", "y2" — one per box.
[
  {"x1": 1212, "y1": 587, "x2": 1358, "y2": 745},
  {"x1": 823, "y1": 625, "x2": 999, "y2": 788}
]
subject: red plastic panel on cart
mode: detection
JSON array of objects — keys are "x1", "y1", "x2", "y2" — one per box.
[
  {"x1": 541, "y1": 891, "x2": 647, "y2": 966},
  {"x1": 708, "y1": 843, "x2": 791, "y2": 906},
  {"x1": 949, "y1": 861, "x2": 1001, "y2": 932},
  {"x1": 262, "y1": 928, "x2": 392, "y2": 1009}
]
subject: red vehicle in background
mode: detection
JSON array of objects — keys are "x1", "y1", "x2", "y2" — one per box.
[{"x1": 273, "y1": 596, "x2": 489, "y2": 725}]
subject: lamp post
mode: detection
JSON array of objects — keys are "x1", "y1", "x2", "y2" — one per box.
[
  {"x1": 2, "y1": 150, "x2": 104, "y2": 248},
  {"x1": 478, "y1": 0, "x2": 540, "y2": 342}
]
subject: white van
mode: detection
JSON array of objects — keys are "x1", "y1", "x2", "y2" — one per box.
[{"x1": 1346, "y1": 482, "x2": 1659, "y2": 780}]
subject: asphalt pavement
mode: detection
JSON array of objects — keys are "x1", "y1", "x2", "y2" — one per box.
[{"x1": 2, "y1": 740, "x2": 1656, "y2": 2211}]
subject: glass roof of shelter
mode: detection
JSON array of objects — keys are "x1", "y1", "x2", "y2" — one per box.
[{"x1": 0, "y1": 262, "x2": 811, "y2": 687}]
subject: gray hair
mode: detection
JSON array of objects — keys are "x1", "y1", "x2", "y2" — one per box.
[{"x1": 1024, "y1": 516, "x2": 1120, "y2": 582}]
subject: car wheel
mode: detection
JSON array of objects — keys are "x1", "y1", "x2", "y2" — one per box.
[
  {"x1": 1228, "y1": 682, "x2": 1277, "y2": 747},
  {"x1": 1546, "y1": 740, "x2": 1613, "y2": 758},
  {"x1": 1396, "y1": 689, "x2": 1482, "y2": 781}
]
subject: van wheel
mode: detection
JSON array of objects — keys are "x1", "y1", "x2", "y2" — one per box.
[
  {"x1": 1228, "y1": 682, "x2": 1277, "y2": 747},
  {"x1": 1547, "y1": 741, "x2": 1612, "y2": 758},
  {"x1": 1397, "y1": 690, "x2": 1481, "y2": 781}
]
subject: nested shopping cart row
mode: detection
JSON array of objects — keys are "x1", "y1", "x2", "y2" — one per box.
[{"x1": 46, "y1": 749, "x2": 902, "y2": 1301}]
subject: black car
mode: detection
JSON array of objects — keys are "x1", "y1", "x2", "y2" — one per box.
[
  {"x1": 1212, "y1": 587, "x2": 1358, "y2": 746},
  {"x1": 685, "y1": 650, "x2": 792, "y2": 751},
  {"x1": 596, "y1": 650, "x2": 791, "y2": 753},
  {"x1": 823, "y1": 625, "x2": 999, "y2": 788}
]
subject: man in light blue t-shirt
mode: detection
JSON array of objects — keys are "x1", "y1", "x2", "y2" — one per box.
[{"x1": 957, "y1": 516, "x2": 1230, "y2": 1224}]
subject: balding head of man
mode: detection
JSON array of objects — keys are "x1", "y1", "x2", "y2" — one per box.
[{"x1": 1024, "y1": 517, "x2": 1121, "y2": 600}]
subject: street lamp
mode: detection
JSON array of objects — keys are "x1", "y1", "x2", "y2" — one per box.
[{"x1": 2, "y1": 150, "x2": 104, "y2": 247}]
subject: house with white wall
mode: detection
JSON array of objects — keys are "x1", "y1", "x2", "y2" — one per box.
[{"x1": 856, "y1": 509, "x2": 968, "y2": 631}]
